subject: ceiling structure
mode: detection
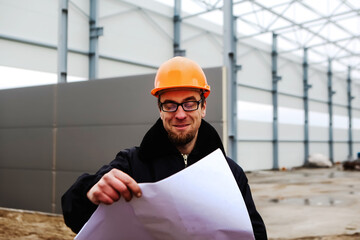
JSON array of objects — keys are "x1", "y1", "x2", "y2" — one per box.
[{"x1": 160, "y1": 0, "x2": 360, "y2": 80}]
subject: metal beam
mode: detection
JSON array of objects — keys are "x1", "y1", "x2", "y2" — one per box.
[
  {"x1": 278, "y1": 35, "x2": 360, "y2": 55},
  {"x1": 236, "y1": 8, "x2": 357, "y2": 40},
  {"x1": 272, "y1": 33, "x2": 281, "y2": 169},
  {"x1": 327, "y1": 59, "x2": 334, "y2": 163},
  {"x1": 223, "y1": 0, "x2": 238, "y2": 161},
  {"x1": 303, "y1": 48, "x2": 311, "y2": 165},
  {"x1": 251, "y1": 1, "x2": 354, "y2": 58},
  {"x1": 174, "y1": 0, "x2": 185, "y2": 56},
  {"x1": 0, "y1": 33, "x2": 158, "y2": 70},
  {"x1": 181, "y1": 6, "x2": 221, "y2": 20},
  {"x1": 297, "y1": 1, "x2": 356, "y2": 37},
  {"x1": 58, "y1": 0, "x2": 69, "y2": 83},
  {"x1": 89, "y1": 0, "x2": 103, "y2": 80},
  {"x1": 347, "y1": 66, "x2": 354, "y2": 159}
]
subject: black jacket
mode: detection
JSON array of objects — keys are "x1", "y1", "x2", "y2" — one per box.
[{"x1": 61, "y1": 119, "x2": 267, "y2": 239}]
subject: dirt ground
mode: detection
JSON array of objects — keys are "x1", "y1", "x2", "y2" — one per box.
[
  {"x1": 0, "y1": 167, "x2": 359, "y2": 239},
  {"x1": 0, "y1": 208, "x2": 75, "y2": 240},
  {"x1": 0, "y1": 208, "x2": 359, "y2": 240},
  {"x1": 247, "y1": 166, "x2": 360, "y2": 240}
]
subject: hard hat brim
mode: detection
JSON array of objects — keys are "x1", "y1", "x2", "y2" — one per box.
[{"x1": 151, "y1": 85, "x2": 210, "y2": 98}]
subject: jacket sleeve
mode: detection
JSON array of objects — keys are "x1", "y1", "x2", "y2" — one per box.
[
  {"x1": 226, "y1": 158, "x2": 268, "y2": 240},
  {"x1": 61, "y1": 149, "x2": 132, "y2": 233}
]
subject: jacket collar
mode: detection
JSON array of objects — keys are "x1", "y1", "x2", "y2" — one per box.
[{"x1": 139, "y1": 118, "x2": 226, "y2": 161}]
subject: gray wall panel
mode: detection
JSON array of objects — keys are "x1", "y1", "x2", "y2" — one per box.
[
  {"x1": 56, "y1": 75, "x2": 158, "y2": 126},
  {"x1": 0, "y1": 169, "x2": 52, "y2": 212},
  {"x1": 56, "y1": 124, "x2": 153, "y2": 172},
  {"x1": 203, "y1": 68, "x2": 223, "y2": 122},
  {"x1": 55, "y1": 171, "x2": 86, "y2": 213},
  {"x1": 0, "y1": 68, "x2": 224, "y2": 213},
  {"x1": 0, "y1": 128, "x2": 53, "y2": 169},
  {"x1": 55, "y1": 68, "x2": 223, "y2": 127},
  {"x1": 0, "y1": 85, "x2": 54, "y2": 127}
]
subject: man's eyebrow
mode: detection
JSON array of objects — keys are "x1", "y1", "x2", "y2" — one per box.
[
  {"x1": 162, "y1": 96, "x2": 198, "y2": 103},
  {"x1": 183, "y1": 96, "x2": 198, "y2": 101}
]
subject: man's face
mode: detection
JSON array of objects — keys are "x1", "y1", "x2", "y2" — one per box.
[{"x1": 159, "y1": 90, "x2": 206, "y2": 147}]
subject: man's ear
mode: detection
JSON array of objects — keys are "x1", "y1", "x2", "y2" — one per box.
[{"x1": 201, "y1": 100, "x2": 207, "y2": 118}]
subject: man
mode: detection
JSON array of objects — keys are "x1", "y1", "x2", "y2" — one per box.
[{"x1": 62, "y1": 56, "x2": 267, "y2": 239}]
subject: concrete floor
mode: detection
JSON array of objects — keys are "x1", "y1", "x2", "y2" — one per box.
[{"x1": 247, "y1": 165, "x2": 360, "y2": 239}]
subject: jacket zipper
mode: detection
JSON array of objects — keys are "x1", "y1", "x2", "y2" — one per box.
[{"x1": 181, "y1": 154, "x2": 188, "y2": 168}]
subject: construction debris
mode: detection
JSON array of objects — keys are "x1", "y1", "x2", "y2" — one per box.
[
  {"x1": 343, "y1": 159, "x2": 360, "y2": 171},
  {"x1": 305, "y1": 153, "x2": 333, "y2": 168},
  {"x1": 342, "y1": 153, "x2": 360, "y2": 171}
]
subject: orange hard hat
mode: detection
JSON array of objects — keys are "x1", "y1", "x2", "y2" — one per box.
[{"x1": 151, "y1": 56, "x2": 211, "y2": 98}]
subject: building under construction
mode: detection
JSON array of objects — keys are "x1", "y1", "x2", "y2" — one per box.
[{"x1": 0, "y1": 0, "x2": 359, "y2": 230}]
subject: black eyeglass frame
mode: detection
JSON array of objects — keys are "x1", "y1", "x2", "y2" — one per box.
[{"x1": 160, "y1": 99, "x2": 203, "y2": 112}]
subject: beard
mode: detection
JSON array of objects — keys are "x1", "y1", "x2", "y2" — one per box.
[{"x1": 167, "y1": 130, "x2": 196, "y2": 146}]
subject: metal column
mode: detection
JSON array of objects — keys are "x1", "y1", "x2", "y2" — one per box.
[
  {"x1": 223, "y1": 0, "x2": 238, "y2": 161},
  {"x1": 347, "y1": 66, "x2": 354, "y2": 159},
  {"x1": 89, "y1": 0, "x2": 103, "y2": 80},
  {"x1": 271, "y1": 33, "x2": 281, "y2": 169},
  {"x1": 58, "y1": 0, "x2": 69, "y2": 83},
  {"x1": 327, "y1": 59, "x2": 334, "y2": 163},
  {"x1": 173, "y1": 0, "x2": 185, "y2": 56},
  {"x1": 303, "y1": 48, "x2": 311, "y2": 165}
]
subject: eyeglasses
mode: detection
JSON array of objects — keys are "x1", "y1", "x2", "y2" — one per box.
[{"x1": 160, "y1": 99, "x2": 202, "y2": 112}]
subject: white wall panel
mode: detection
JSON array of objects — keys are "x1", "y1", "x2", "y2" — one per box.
[
  {"x1": 309, "y1": 101, "x2": 328, "y2": 113},
  {"x1": 279, "y1": 124, "x2": 303, "y2": 140},
  {"x1": 309, "y1": 143, "x2": 329, "y2": 157},
  {"x1": 98, "y1": 59, "x2": 156, "y2": 79},
  {"x1": 309, "y1": 126, "x2": 328, "y2": 141},
  {"x1": 352, "y1": 84, "x2": 360, "y2": 108},
  {"x1": 333, "y1": 105, "x2": 347, "y2": 116},
  {"x1": 334, "y1": 143, "x2": 349, "y2": 162},
  {"x1": 183, "y1": 33, "x2": 223, "y2": 67},
  {"x1": 99, "y1": 7, "x2": 173, "y2": 67},
  {"x1": 68, "y1": 52, "x2": 88, "y2": 78},
  {"x1": 0, "y1": 40, "x2": 56, "y2": 73},
  {"x1": 278, "y1": 143, "x2": 304, "y2": 168},
  {"x1": 68, "y1": 1, "x2": 89, "y2": 51},
  {"x1": 354, "y1": 110, "x2": 360, "y2": 118},
  {"x1": 308, "y1": 68, "x2": 328, "y2": 101},
  {"x1": 333, "y1": 106, "x2": 349, "y2": 142},
  {"x1": 278, "y1": 58, "x2": 303, "y2": 96},
  {"x1": 238, "y1": 87, "x2": 272, "y2": 105},
  {"x1": 333, "y1": 129, "x2": 348, "y2": 141},
  {"x1": 332, "y1": 76, "x2": 347, "y2": 105},
  {"x1": 237, "y1": 142, "x2": 273, "y2": 171},
  {"x1": 237, "y1": 120, "x2": 272, "y2": 140},
  {"x1": 237, "y1": 46, "x2": 272, "y2": 90},
  {"x1": 279, "y1": 95, "x2": 303, "y2": 109},
  {"x1": 0, "y1": 0, "x2": 57, "y2": 43}
]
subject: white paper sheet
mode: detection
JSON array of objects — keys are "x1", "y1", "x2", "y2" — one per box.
[{"x1": 75, "y1": 149, "x2": 254, "y2": 240}]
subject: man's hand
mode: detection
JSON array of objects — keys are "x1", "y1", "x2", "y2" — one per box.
[{"x1": 87, "y1": 169, "x2": 142, "y2": 205}]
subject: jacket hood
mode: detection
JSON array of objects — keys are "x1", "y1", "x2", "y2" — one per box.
[{"x1": 139, "y1": 118, "x2": 226, "y2": 161}]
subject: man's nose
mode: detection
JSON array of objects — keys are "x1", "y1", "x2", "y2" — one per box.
[{"x1": 175, "y1": 105, "x2": 187, "y2": 119}]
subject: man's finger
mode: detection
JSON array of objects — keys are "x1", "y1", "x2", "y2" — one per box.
[{"x1": 113, "y1": 171, "x2": 142, "y2": 197}]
